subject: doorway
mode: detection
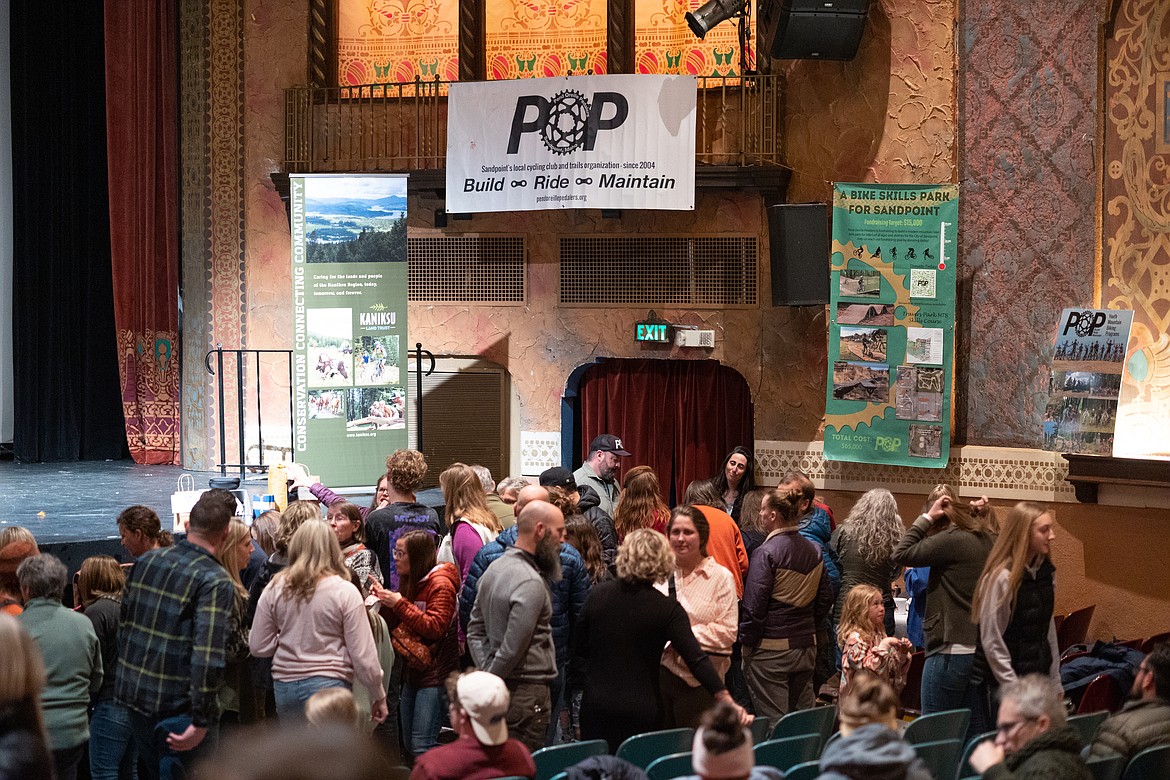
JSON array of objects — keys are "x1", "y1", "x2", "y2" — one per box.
[{"x1": 566, "y1": 358, "x2": 753, "y2": 505}]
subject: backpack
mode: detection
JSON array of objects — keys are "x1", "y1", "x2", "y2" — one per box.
[{"x1": 436, "y1": 518, "x2": 497, "y2": 564}]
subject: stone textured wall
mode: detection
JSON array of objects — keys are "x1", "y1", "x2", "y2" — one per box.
[
  {"x1": 405, "y1": 195, "x2": 829, "y2": 439},
  {"x1": 780, "y1": 0, "x2": 957, "y2": 203},
  {"x1": 822, "y1": 488, "x2": 1170, "y2": 647},
  {"x1": 956, "y1": 1, "x2": 1099, "y2": 445}
]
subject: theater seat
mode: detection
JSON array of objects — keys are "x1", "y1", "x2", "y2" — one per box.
[{"x1": 1057, "y1": 605, "x2": 1096, "y2": 653}]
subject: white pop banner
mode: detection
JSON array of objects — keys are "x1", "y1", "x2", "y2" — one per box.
[{"x1": 446, "y1": 74, "x2": 696, "y2": 213}]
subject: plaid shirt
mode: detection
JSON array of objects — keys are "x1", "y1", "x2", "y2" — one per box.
[{"x1": 115, "y1": 540, "x2": 235, "y2": 727}]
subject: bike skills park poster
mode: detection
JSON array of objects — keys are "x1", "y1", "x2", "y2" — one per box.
[
  {"x1": 445, "y1": 74, "x2": 696, "y2": 212},
  {"x1": 290, "y1": 174, "x2": 409, "y2": 487},
  {"x1": 1042, "y1": 308, "x2": 1133, "y2": 456},
  {"x1": 824, "y1": 183, "x2": 958, "y2": 468}
]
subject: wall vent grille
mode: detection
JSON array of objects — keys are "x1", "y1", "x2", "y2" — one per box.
[
  {"x1": 559, "y1": 236, "x2": 757, "y2": 306},
  {"x1": 408, "y1": 235, "x2": 525, "y2": 303}
]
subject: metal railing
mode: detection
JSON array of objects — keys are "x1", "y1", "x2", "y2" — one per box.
[
  {"x1": 205, "y1": 346, "x2": 294, "y2": 480},
  {"x1": 285, "y1": 75, "x2": 783, "y2": 173}
]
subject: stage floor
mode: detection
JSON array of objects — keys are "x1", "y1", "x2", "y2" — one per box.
[{"x1": 0, "y1": 460, "x2": 235, "y2": 544}]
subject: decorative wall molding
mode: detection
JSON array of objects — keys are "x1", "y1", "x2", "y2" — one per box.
[
  {"x1": 520, "y1": 431, "x2": 561, "y2": 476},
  {"x1": 178, "y1": 0, "x2": 247, "y2": 471},
  {"x1": 754, "y1": 441, "x2": 1077, "y2": 503}
]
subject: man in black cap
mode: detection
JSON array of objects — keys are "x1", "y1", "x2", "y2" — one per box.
[
  {"x1": 572, "y1": 434, "x2": 630, "y2": 516},
  {"x1": 540, "y1": 466, "x2": 618, "y2": 570}
]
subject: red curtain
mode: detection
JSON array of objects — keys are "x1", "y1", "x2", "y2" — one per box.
[
  {"x1": 578, "y1": 359, "x2": 754, "y2": 505},
  {"x1": 104, "y1": 0, "x2": 181, "y2": 464}
]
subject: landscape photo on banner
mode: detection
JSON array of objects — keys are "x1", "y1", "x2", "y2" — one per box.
[
  {"x1": 290, "y1": 174, "x2": 409, "y2": 487},
  {"x1": 824, "y1": 183, "x2": 959, "y2": 468},
  {"x1": 445, "y1": 74, "x2": 696, "y2": 213}
]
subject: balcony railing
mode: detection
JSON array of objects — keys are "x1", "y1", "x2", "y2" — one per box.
[{"x1": 284, "y1": 75, "x2": 784, "y2": 173}]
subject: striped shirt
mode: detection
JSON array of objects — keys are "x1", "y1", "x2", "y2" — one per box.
[
  {"x1": 656, "y1": 556, "x2": 738, "y2": 686},
  {"x1": 115, "y1": 540, "x2": 236, "y2": 727}
]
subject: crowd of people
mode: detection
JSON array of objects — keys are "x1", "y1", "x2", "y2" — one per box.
[{"x1": 1, "y1": 435, "x2": 1169, "y2": 780}]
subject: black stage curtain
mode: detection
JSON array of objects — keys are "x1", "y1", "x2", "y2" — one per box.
[{"x1": 10, "y1": 2, "x2": 128, "y2": 461}]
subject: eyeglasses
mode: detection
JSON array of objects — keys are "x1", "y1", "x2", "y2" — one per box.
[
  {"x1": 392, "y1": 548, "x2": 406, "y2": 559},
  {"x1": 996, "y1": 716, "x2": 1038, "y2": 737}
]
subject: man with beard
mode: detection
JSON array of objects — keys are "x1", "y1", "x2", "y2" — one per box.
[
  {"x1": 1087, "y1": 642, "x2": 1170, "y2": 765},
  {"x1": 573, "y1": 434, "x2": 631, "y2": 515},
  {"x1": 459, "y1": 482, "x2": 591, "y2": 746},
  {"x1": 467, "y1": 500, "x2": 564, "y2": 751}
]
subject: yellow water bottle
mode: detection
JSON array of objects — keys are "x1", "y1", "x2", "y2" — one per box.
[{"x1": 268, "y1": 462, "x2": 288, "y2": 511}]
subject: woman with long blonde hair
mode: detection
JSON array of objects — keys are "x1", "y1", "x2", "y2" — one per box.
[
  {"x1": 971, "y1": 502, "x2": 1059, "y2": 691},
  {"x1": 439, "y1": 462, "x2": 502, "y2": 586},
  {"x1": 831, "y1": 488, "x2": 904, "y2": 633},
  {"x1": 249, "y1": 521, "x2": 387, "y2": 723},
  {"x1": 612, "y1": 465, "x2": 669, "y2": 541},
  {"x1": 216, "y1": 520, "x2": 258, "y2": 724},
  {"x1": 0, "y1": 612, "x2": 53, "y2": 780}
]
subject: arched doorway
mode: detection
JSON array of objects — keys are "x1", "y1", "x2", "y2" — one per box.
[{"x1": 565, "y1": 358, "x2": 753, "y2": 505}]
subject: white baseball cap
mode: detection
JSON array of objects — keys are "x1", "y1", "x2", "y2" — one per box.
[{"x1": 457, "y1": 671, "x2": 510, "y2": 746}]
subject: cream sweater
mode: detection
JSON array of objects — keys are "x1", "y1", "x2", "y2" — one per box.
[{"x1": 250, "y1": 573, "x2": 384, "y2": 696}]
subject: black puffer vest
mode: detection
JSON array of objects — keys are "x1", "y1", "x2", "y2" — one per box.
[
  {"x1": 974, "y1": 557, "x2": 1056, "y2": 684},
  {"x1": 1004, "y1": 557, "x2": 1056, "y2": 676}
]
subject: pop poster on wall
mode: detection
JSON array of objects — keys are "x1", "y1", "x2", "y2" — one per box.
[
  {"x1": 289, "y1": 174, "x2": 409, "y2": 487},
  {"x1": 1042, "y1": 308, "x2": 1132, "y2": 455},
  {"x1": 824, "y1": 183, "x2": 959, "y2": 468}
]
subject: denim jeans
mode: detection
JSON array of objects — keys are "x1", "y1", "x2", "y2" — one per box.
[
  {"x1": 273, "y1": 676, "x2": 350, "y2": 720},
  {"x1": 90, "y1": 699, "x2": 138, "y2": 780},
  {"x1": 545, "y1": 667, "x2": 565, "y2": 746},
  {"x1": 399, "y1": 683, "x2": 446, "y2": 757},
  {"x1": 128, "y1": 712, "x2": 217, "y2": 780},
  {"x1": 921, "y1": 652, "x2": 989, "y2": 740}
]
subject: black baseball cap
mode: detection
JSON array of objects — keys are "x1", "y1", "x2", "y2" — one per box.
[
  {"x1": 539, "y1": 466, "x2": 577, "y2": 490},
  {"x1": 588, "y1": 434, "x2": 631, "y2": 457}
]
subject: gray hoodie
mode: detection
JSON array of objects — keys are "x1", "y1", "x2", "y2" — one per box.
[
  {"x1": 818, "y1": 724, "x2": 933, "y2": 780},
  {"x1": 466, "y1": 545, "x2": 556, "y2": 684}
]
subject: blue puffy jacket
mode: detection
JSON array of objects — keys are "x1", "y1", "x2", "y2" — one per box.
[
  {"x1": 798, "y1": 505, "x2": 841, "y2": 596},
  {"x1": 458, "y1": 525, "x2": 591, "y2": 667}
]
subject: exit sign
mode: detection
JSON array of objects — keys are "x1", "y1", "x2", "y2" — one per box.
[{"x1": 635, "y1": 322, "x2": 672, "y2": 343}]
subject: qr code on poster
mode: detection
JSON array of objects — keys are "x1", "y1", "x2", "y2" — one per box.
[{"x1": 910, "y1": 269, "x2": 936, "y2": 299}]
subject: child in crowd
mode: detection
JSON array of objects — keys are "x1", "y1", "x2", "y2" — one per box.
[
  {"x1": 305, "y1": 688, "x2": 360, "y2": 730},
  {"x1": 837, "y1": 584, "x2": 913, "y2": 699},
  {"x1": 819, "y1": 671, "x2": 931, "y2": 780}
]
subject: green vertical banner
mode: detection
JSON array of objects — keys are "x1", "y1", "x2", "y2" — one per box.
[
  {"x1": 824, "y1": 183, "x2": 958, "y2": 468},
  {"x1": 290, "y1": 174, "x2": 409, "y2": 487}
]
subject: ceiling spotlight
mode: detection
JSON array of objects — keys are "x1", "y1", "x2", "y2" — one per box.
[{"x1": 686, "y1": 0, "x2": 749, "y2": 40}]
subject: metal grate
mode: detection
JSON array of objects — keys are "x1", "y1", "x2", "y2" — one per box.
[
  {"x1": 559, "y1": 236, "x2": 758, "y2": 306},
  {"x1": 408, "y1": 235, "x2": 525, "y2": 303},
  {"x1": 405, "y1": 364, "x2": 507, "y2": 487}
]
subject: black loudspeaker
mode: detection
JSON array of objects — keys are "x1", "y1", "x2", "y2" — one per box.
[
  {"x1": 768, "y1": 203, "x2": 830, "y2": 306},
  {"x1": 759, "y1": 0, "x2": 870, "y2": 61}
]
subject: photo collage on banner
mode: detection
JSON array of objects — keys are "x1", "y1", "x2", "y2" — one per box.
[
  {"x1": 1042, "y1": 308, "x2": 1133, "y2": 455},
  {"x1": 290, "y1": 175, "x2": 409, "y2": 487},
  {"x1": 824, "y1": 183, "x2": 959, "y2": 468}
]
